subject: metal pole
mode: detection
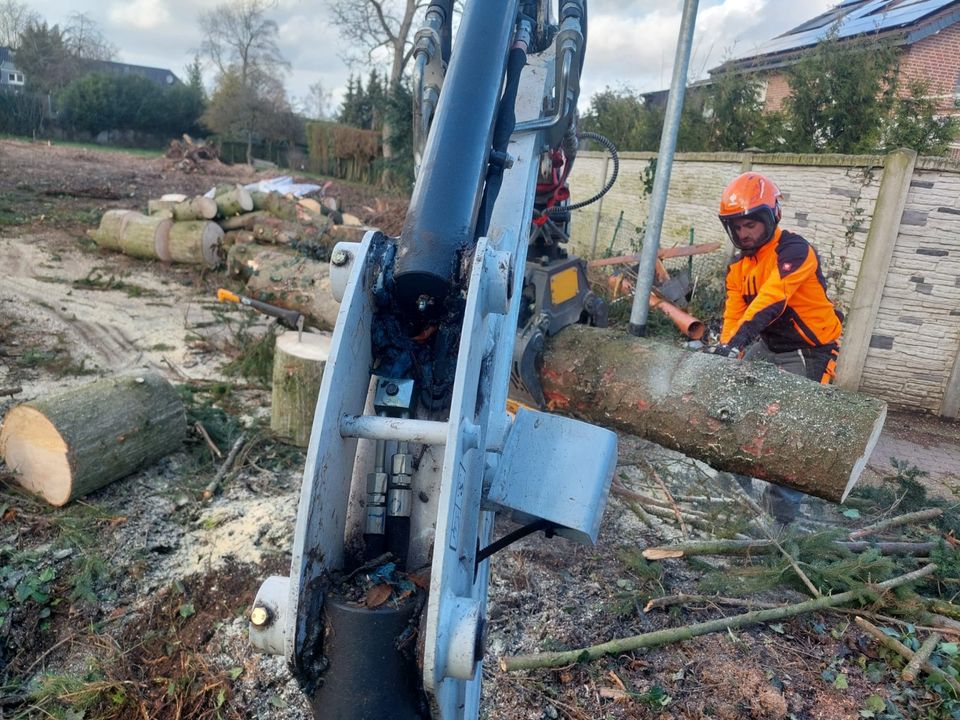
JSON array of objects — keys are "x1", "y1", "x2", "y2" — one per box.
[{"x1": 628, "y1": 0, "x2": 699, "y2": 336}]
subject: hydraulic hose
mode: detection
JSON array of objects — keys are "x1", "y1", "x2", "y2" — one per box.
[{"x1": 547, "y1": 130, "x2": 619, "y2": 214}]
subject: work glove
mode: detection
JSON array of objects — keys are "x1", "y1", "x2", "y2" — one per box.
[{"x1": 703, "y1": 343, "x2": 741, "y2": 358}]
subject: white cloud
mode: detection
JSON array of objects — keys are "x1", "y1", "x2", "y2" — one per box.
[{"x1": 107, "y1": 0, "x2": 172, "y2": 31}]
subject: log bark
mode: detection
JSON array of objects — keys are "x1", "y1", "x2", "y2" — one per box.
[
  {"x1": 222, "y1": 229, "x2": 255, "y2": 250},
  {"x1": 90, "y1": 209, "x2": 138, "y2": 251},
  {"x1": 120, "y1": 213, "x2": 171, "y2": 260},
  {"x1": 539, "y1": 324, "x2": 887, "y2": 503},
  {"x1": 0, "y1": 370, "x2": 186, "y2": 506},
  {"x1": 250, "y1": 190, "x2": 298, "y2": 221},
  {"x1": 219, "y1": 211, "x2": 269, "y2": 231},
  {"x1": 271, "y1": 331, "x2": 331, "y2": 446},
  {"x1": 215, "y1": 186, "x2": 254, "y2": 217},
  {"x1": 147, "y1": 199, "x2": 177, "y2": 215},
  {"x1": 162, "y1": 220, "x2": 223, "y2": 267},
  {"x1": 168, "y1": 195, "x2": 218, "y2": 221},
  {"x1": 237, "y1": 249, "x2": 339, "y2": 331}
]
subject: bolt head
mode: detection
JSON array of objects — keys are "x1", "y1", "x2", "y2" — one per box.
[
  {"x1": 250, "y1": 605, "x2": 271, "y2": 627},
  {"x1": 331, "y1": 249, "x2": 350, "y2": 266}
]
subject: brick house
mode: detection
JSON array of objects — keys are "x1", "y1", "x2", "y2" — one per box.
[{"x1": 711, "y1": 0, "x2": 960, "y2": 154}]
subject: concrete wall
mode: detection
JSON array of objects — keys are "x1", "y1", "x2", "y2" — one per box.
[{"x1": 567, "y1": 150, "x2": 960, "y2": 417}]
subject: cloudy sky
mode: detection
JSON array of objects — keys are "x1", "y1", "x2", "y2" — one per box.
[{"x1": 34, "y1": 0, "x2": 837, "y2": 114}]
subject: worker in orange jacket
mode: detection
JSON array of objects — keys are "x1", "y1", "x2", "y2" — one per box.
[{"x1": 708, "y1": 171, "x2": 844, "y2": 524}]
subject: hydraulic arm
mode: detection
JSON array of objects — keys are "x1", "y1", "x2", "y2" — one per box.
[{"x1": 249, "y1": 2, "x2": 617, "y2": 718}]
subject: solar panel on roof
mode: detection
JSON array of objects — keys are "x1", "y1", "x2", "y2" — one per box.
[{"x1": 741, "y1": 0, "x2": 958, "y2": 58}]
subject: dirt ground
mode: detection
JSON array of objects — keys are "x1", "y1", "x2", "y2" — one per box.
[{"x1": 0, "y1": 139, "x2": 958, "y2": 720}]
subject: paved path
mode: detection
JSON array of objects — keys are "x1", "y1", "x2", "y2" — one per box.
[{"x1": 864, "y1": 409, "x2": 960, "y2": 501}]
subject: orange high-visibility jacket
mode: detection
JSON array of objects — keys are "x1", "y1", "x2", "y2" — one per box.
[{"x1": 721, "y1": 228, "x2": 843, "y2": 352}]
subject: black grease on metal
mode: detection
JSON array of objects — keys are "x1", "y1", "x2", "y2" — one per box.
[{"x1": 368, "y1": 232, "x2": 464, "y2": 412}]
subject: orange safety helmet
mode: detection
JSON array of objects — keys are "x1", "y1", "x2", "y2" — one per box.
[{"x1": 718, "y1": 172, "x2": 783, "y2": 254}]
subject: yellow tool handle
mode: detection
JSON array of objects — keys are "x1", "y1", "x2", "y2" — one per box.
[{"x1": 217, "y1": 288, "x2": 240, "y2": 303}]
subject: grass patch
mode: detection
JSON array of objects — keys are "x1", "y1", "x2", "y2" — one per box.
[{"x1": 72, "y1": 269, "x2": 157, "y2": 298}]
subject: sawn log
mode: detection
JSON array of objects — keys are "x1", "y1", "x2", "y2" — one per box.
[
  {"x1": 0, "y1": 370, "x2": 186, "y2": 506},
  {"x1": 540, "y1": 324, "x2": 886, "y2": 503}
]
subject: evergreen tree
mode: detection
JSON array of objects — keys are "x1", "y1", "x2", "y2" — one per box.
[
  {"x1": 781, "y1": 29, "x2": 898, "y2": 153},
  {"x1": 883, "y1": 80, "x2": 960, "y2": 156}
]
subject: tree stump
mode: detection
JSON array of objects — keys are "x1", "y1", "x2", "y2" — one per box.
[
  {"x1": 271, "y1": 332, "x2": 331, "y2": 446},
  {"x1": 0, "y1": 370, "x2": 186, "y2": 506},
  {"x1": 90, "y1": 209, "x2": 138, "y2": 251},
  {"x1": 120, "y1": 213, "x2": 172, "y2": 260},
  {"x1": 160, "y1": 220, "x2": 224, "y2": 266}
]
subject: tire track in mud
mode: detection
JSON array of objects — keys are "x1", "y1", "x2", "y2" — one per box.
[{"x1": 0, "y1": 237, "x2": 194, "y2": 371}]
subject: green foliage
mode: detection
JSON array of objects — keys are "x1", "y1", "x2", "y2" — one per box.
[
  {"x1": 580, "y1": 86, "x2": 661, "y2": 151},
  {"x1": 0, "y1": 88, "x2": 44, "y2": 135},
  {"x1": 58, "y1": 72, "x2": 204, "y2": 137},
  {"x1": 221, "y1": 321, "x2": 276, "y2": 386},
  {"x1": 14, "y1": 21, "x2": 74, "y2": 94},
  {"x1": 780, "y1": 30, "x2": 899, "y2": 154},
  {"x1": 700, "y1": 69, "x2": 767, "y2": 151},
  {"x1": 377, "y1": 82, "x2": 415, "y2": 188},
  {"x1": 883, "y1": 80, "x2": 960, "y2": 156}
]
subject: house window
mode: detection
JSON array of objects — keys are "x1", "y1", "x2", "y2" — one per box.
[{"x1": 7, "y1": 72, "x2": 23, "y2": 84}]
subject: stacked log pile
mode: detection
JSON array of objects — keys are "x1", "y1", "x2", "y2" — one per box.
[{"x1": 87, "y1": 184, "x2": 374, "y2": 270}]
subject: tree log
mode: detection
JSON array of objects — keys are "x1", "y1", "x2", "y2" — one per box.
[
  {"x1": 271, "y1": 331, "x2": 331, "y2": 446},
  {"x1": 161, "y1": 220, "x2": 223, "y2": 267},
  {"x1": 178, "y1": 195, "x2": 218, "y2": 221},
  {"x1": 540, "y1": 324, "x2": 887, "y2": 503},
  {"x1": 215, "y1": 185, "x2": 254, "y2": 217},
  {"x1": 219, "y1": 211, "x2": 269, "y2": 231},
  {"x1": 222, "y1": 229, "x2": 255, "y2": 250},
  {"x1": 119, "y1": 213, "x2": 172, "y2": 260},
  {"x1": 0, "y1": 370, "x2": 186, "y2": 506},
  {"x1": 89, "y1": 209, "x2": 138, "y2": 251},
  {"x1": 241, "y1": 250, "x2": 339, "y2": 331},
  {"x1": 147, "y1": 199, "x2": 177, "y2": 215},
  {"x1": 250, "y1": 190, "x2": 298, "y2": 221}
]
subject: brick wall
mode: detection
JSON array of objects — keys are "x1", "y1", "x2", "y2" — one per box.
[
  {"x1": 761, "y1": 72, "x2": 792, "y2": 113},
  {"x1": 567, "y1": 150, "x2": 960, "y2": 416},
  {"x1": 899, "y1": 24, "x2": 960, "y2": 110}
]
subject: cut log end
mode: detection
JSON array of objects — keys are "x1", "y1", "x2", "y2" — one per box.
[
  {"x1": 0, "y1": 406, "x2": 72, "y2": 506},
  {"x1": 841, "y1": 403, "x2": 887, "y2": 503}
]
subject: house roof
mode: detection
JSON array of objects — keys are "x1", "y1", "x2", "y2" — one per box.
[
  {"x1": 91, "y1": 59, "x2": 181, "y2": 86},
  {"x1": 714, "y1": 0, "x2": 960, "y2": 73}
]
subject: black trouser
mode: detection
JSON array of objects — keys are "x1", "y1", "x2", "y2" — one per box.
[{"x1": 744, "y1": 339, "x2": 840, "y2": 384}]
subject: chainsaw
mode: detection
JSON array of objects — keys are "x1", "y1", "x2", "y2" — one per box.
[{"x1": 249, "y1": 2, "x2": 618, "y2": 718}]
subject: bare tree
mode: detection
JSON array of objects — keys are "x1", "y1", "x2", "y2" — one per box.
[
  {"x1": 199, "y1": 0, "x2": 289, "y2": 85},
  {"x1": 328, "y1": 0, "x2": 426, "y2": 91},
  {"x1": 199, "y1": 0, "x2": 292, "y2": 163},
  {"x1": 0, "y1": 0, "x2": 39, "y2": 49},
  {"x1": 302, "y1": 79, "x2": 332, "y2": 119},
  {"x1": 64, "y1": 12, "x2": 117, "y2": 62}
]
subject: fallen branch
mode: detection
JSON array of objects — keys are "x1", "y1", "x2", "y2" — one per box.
[
  {"x1": 902, "y1": 631, "x2": 941, "y2": 682},
  {"x1": 640, "y1": 457, "x2": 689, "y2": 538},
  {"x1": 642, "y1": 538, "x2": 938, "y2": 560},
  {"x1": 0, "y1": 386, "x2": 22, "y2": 397},
  {"x1": 203, "y1": 432, "x2": 247, "y2": 499},
  {"x1": 499, "y1": 564, "x2": 936, "y2": 672},
  {"x1": 848, "y1": 508, "x2": 943, "y2": 541},
  {"x1": 854, "y1": 616, "x2": 960, "y2": 695},
  {"x1": 194, "y1": 421, "x2": 223, "y2": 459},
  {"x1": 643, "y1": 593, "x2": 783, "y2": 613}
]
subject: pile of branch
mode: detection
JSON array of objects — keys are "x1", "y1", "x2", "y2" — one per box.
[
  {"x1": 499, "y1": 466, "x2": 960, "y2": 704},
  {"x1": 164, "y1": 134, "x2": 220, "y2": 173}
]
